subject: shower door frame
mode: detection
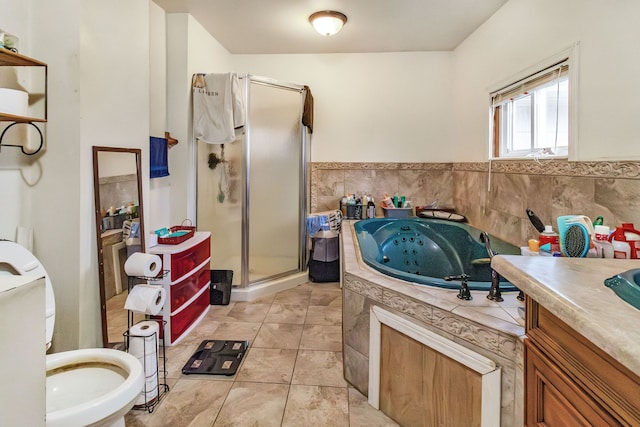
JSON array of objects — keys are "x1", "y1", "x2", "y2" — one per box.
[
  {"x1": 193, "y1": 74, "x2": 309, "y2": 289},
  {"x1": 240, "y1": 75, "x2": 308, "y2": 288}
]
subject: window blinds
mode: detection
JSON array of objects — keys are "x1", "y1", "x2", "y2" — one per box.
[{"x1": 491, "y1": 59, "x2": 569, "y2": 106}]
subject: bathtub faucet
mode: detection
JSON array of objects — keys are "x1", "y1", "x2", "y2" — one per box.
[
  {"x1": 444, "y1": 274, "x2": 472, "y2": 301},
  {"x1": 479, "y1": 232, "x2": 503, "y2": 302},
  {"x1": 480, "y1": 231, "x2": 495, "y2": 257}
]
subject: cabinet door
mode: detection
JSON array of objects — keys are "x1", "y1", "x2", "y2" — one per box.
[{"x1": 525, "y1": 340, "x2": 621, "y2": 427}]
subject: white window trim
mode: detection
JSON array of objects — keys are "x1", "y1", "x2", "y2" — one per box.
[{"x1": 487, "y1": 42, "x2": 580, "y2": 161}]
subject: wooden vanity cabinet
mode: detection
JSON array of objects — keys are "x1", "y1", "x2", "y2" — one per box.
[{"x1": 524, "y1": 296, "x2": 640, "y2": 426}]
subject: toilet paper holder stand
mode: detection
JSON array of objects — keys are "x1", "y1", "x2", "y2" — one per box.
[
  {"x1": 124, "y1": 273, "x2": 170, "y2": 413},
  {"x1": 123, "y1": 320, "x2": 169, "y2": 413}
]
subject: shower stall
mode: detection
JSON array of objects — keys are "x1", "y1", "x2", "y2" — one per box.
[{"x1": 196, "y1": 75, "x2": 310, "y2": 290}]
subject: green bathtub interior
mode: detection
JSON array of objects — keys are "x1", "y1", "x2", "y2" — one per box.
[{"x1": 354, "y1": 218, "x2": 521, "y2": 291}]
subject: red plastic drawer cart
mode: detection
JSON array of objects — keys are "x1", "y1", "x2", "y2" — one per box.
[{"x1": 149, "y1": 231, "x2": 211, "y2": 345}]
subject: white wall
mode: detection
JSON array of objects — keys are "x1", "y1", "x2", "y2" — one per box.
[
  {"x1": 0, "y1": 1, "x2": 31, "y2": 242},
  {"x1": 148, "y1": 2, "x2": 171, "y2": 233},
  {"x1": 78, "y1": 0, "x2": 150, "y2": 348},
  {"x1": 165, "y1": 14, "x2": 233, "y2": 227},
  {"x1": 30, "y1": 0, "x2": 83, "y2": 351},
  {"x1": 0, "y1": 0, "x2": 151, "y2": 350},
  {"x1": 451, "y1": 0, "x2": 640, "y2": 162},
  {"x1": 232, "y1": 52, "x2": 453, "y2": 162}
]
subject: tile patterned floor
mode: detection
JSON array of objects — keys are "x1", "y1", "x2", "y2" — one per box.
[{"x1": 124, "y1": 282, "x2": 399, "y2": 427}]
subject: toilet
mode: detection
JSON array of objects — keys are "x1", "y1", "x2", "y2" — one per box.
[{"x1": 0, "y1": 241, "x2": 144, "y2": 427}]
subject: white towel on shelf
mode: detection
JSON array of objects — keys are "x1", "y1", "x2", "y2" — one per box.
[{"x1": 193, "y1": 73, "x2": 245, "y2": 144}]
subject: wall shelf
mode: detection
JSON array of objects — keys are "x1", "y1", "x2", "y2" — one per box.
[
  {"x1": 0, "y1": 48, "x2": 48, "y2": 155},
  {"x1": 0, "y1": 49, "x2": 47, "y2": 67}
]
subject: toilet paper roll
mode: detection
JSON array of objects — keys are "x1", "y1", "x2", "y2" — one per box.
[
  {"x1": 124, "y1": 285, "x2": 166, "y2": 315},
  {"x1": 0, "y1": 88, "x2": 28, "y2": 116},
  {"x1": 124, "y1": 252, "x2": 162, "y2": 278},
  {"x1": 135, "y1": 375, "x2": 159, "y2": 406},
  {"x1": 129, "y1": 348, "x2": 158, "y2": 378},
  {"x1": 128, "y1": 320, "x2": 160, "y2": 353},
  {"x1": 128, "y1": 321, "x2": 159, "y2": 375},
  {"x1": 129, "y1": 320, "x2": 160, "y2": 406}
]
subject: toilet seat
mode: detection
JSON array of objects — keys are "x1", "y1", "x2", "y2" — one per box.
[
  {"x1": 46, "y1": 348, "x2": 144, "y2": 427},
  {"x1": 0, "y1": 240, "x2": 56, "y2": 348}
]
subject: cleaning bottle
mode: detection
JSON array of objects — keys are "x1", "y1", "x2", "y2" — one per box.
[
  {"x1": 539, "y1": 225, "x2": 560, "y2": 253},
  {"x1": 608, "y1": 223, "x2": 640, "y2": 259},
  {"x1": 593, "y1": 225, "x2": 613, "y2": 258}
]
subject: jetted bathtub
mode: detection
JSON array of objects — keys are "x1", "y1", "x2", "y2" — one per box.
[{"x1": 354, "y1": 218, "x2": 521, "y2": 291}]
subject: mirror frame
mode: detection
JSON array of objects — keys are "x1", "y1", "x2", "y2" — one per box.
[{"x1": 92, "y1": 146, "x2": 145, "y2": 348}]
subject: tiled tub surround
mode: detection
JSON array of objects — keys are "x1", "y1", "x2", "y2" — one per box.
[
  {"x1": 312, "y1": 160, "x2": 640, "y2": 247},
  {"x1": 341, "y1": 220, "x2": 525, "y2": 426},
  {"x1": 311, "y1": 162, "x2": 455, "y2": 218}
]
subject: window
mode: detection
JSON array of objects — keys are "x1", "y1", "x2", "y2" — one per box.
[{"x1": 491, "y1": 60, "x2": 570, "y2": 159}]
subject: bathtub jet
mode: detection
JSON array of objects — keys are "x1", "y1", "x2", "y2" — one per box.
[{"x1": 354, "y1": 218, "x2": 521, "y2": 292}]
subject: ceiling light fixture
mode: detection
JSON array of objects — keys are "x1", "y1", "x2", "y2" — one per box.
[{"x1": 309, "y1": 11, "x2": 347, "y2": 36}]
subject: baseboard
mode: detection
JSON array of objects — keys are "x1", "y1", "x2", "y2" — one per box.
[{"x1": 230, "y1": 271, "x2": 309, "y2": 302}]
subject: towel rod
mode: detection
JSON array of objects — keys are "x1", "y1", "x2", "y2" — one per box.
[
  {"x1": 0, "y1": 122, "x2": 44, "y2": 155},
  {"x1": 165, "y1": 131, "x2": 178, "y2": 149}
]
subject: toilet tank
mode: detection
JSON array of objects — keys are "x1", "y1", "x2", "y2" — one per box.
[
  {"x1": 0, "y1": 241, "x2": 56, "y2": 349},
  {"x1": 0, "y1": 276, "x2": 46, "y2": 426}
]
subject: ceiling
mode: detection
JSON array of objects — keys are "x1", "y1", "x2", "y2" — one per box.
[{"x1": 152, "y1": 0, "x2": 509, "y2": 54}]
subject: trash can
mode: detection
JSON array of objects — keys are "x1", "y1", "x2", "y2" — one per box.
[
  {"x1": 308, "y1": 226, "x2": 340, "y2": 282},
  {"x1": 210, "y1": 270, "x2": 233, "y2": 305}
]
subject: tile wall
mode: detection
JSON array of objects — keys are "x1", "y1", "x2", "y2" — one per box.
[
  {"x1": 98, "y1": 174, "x2": 139, "y2": 212},
  {"x1": 311, "y1": 160, "x2": 640, "y2": 247}
]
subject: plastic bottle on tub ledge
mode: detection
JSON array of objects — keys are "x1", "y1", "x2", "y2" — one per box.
[
  {"x1": 593, "y1": 225, "x2": 614, "y2": 258},
  {"x1": 381, "y1": 194, "x2": 394, "y2": 209},
  {"x1": 608, "y1": 223, "x2": 640, "y2": 259},
  {"x1": 538, "y1": 225, "x2": 560, "y2": 253}
]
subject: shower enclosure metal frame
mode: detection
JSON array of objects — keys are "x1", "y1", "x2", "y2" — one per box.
[{"x1": 195, "y1": 74, "x2": 310, "y2": 289}]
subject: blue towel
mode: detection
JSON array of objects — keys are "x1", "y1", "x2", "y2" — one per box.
[
  {"x1": 306, "y1": 215, "x2": 328, "y2": 237},
  {"x1": 150, "y1": 137, "x2": 169, "y2": 178}
]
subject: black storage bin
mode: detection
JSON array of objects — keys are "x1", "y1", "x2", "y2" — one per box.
[
  {"x1": 308, "y1": 229, "x2": 340, "y2": 283},
  {"x1": 308, "y1": 257, "x2": 340, "y2": 282},
  {"x1": 210, "y1": 270, "x2": 233, "y2": 305}
]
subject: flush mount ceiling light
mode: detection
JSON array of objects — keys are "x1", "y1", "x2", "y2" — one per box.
[{"x1": 309, "y1": 11, "x2": 347, "y2": 36}]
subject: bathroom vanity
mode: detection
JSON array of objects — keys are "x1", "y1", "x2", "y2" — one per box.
[
  {"x1": 149, "y1": 231, "x2": 211, "y2": 345},
  {"x1": 493, "y1": 255, "x2": 640, "y2": 426}
]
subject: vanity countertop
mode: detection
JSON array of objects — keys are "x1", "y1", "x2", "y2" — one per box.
[
  {"x1": 492, "y1": 255, "x2": 640, "y2": 377},
  {"x1": 101, "y1": 228, "x2": 123, "y2": 246}
]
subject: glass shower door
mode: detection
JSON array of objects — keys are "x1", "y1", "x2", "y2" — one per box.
[
  {"x1": 246, "y1": 82, "x2": 302, "y2": 283},
  {"x1": 196, "y1": 136, "x2": 243, "y2": 285}
]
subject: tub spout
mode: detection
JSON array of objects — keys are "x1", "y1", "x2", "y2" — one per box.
[
  {"x1": 479, "y1": 232, "x2": 504, "y2": 302},
  {"x1": 479, "y1": 232, "x2": 495, "y2": 258},
  {"x1": 487, "y1": 269, "x2": 503, "y2": 302},
  {"x1": 444, "y1": 274, "x2": 472, "y2": 301}
]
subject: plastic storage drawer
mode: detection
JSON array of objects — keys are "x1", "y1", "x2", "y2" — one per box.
[
  {"x1": 168, "y1": 238, "x2": 210, "y2": 282},
  {"x1": 170, "y1": 286, "x2": 210, "y2": 341},
  {"x1": 170, "y1": 264, "x2": 210, "y2": 312}
]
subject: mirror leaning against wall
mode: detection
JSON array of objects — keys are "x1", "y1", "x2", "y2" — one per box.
[{"x1": 92, "y1": 146, "x2": 146, "y2": 348}]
